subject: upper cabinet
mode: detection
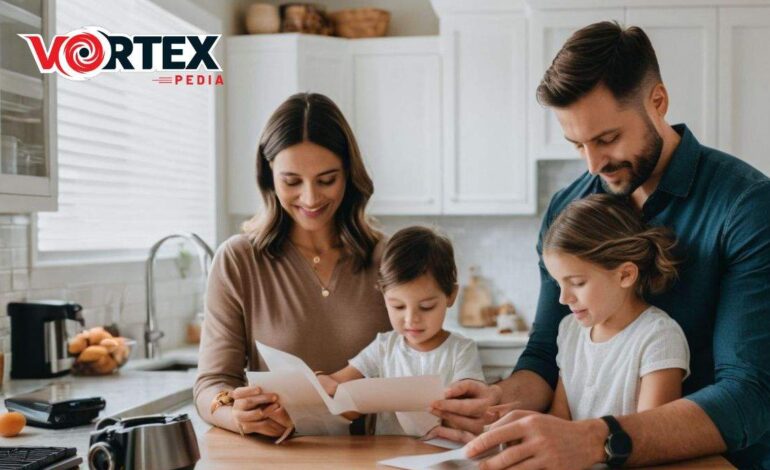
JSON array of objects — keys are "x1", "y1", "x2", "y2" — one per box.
[
  {"x1": 350, "y1": 38, "x2": 442, "y2": 215},
  {"x1": 437, "y1": 8, "x2": 534, "y2": 214},
  {"x1": 0, "y1": 0, "x2": 57, "y2": 212},
  {"x1": 718, "y1": 7, "x2": 770, "y2": 177}
]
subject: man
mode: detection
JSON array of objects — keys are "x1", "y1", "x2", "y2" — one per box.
[{"x1": 428, "y1": 22, "x2": 770, "y2": 469}]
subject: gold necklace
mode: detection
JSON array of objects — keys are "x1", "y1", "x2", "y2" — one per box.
[{"x1": 295, "y1": 244, "x2": 332, "y2": 297}]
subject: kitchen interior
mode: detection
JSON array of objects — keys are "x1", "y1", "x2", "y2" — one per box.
[{"x1": 1, "y1": 0, "x2": 768, "y2": 468}]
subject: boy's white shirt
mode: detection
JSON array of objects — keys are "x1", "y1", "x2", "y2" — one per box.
[
  {"x1": 556, "y1": 305, "x2": 691, "y2": 421},
  {"x1": 349, "y1": 330, "x2": 486, "y2": 435}
]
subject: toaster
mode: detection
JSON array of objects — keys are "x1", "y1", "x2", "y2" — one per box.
[{"x1": 88, "y1": 413, "x2": 200, "y2": 470}]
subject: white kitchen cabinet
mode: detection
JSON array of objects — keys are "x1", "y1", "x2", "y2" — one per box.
[
  {"x1": 350, "y1": 38, "x2": 442, "y2": 215},
  {"x1": 0, "y1": 0, "x2": 57, "y2": 212},
  {"x1": 437, "y1": 9, "x2": 535, "y2": 214},
  {"x1": 528, "y1": 8, "x2": 624, "y2": 161},
  {"x1": 718, "y1": 7, "x2": 770, "y2": 177},
  {"x1": 625, "y1": 8, "x2": 717, "y2": 147},
  {"x1": 226, "y1": 34, "x2": 348, "y2": 216}
]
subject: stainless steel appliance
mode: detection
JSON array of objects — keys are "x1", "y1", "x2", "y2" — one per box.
[
  {"x1": 88, "y1": 413, "x2": 200, "y2": 470},
  {"x1": 8, "y1": 301, "x2": 84, "y2": 379}
]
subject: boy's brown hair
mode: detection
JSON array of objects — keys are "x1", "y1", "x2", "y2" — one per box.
[{"x1": 379, "y1": 226, "x2": 457, "y2": 296}]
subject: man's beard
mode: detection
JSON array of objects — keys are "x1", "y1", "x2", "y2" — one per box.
[{"x1": 600, "y1": 118, "x2": 663, "y2": 196}]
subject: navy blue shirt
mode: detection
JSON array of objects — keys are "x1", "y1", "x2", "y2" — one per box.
[{"x1": 515, "y1": 124, "x2": 770, "y2": 468}]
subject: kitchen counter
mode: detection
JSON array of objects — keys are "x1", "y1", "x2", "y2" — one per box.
[
  {"x1": 444, "y1": 318, "x2": 529, "y2": 348},
  {"x1": 0, "y1": 367, "x2": 206, "y2": 461},
  {"x1": 197, "y1": 427, "x2": 735, "y2": 469}
]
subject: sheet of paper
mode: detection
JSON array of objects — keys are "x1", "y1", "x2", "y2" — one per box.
[
  {"x1": 422, "y1": 438, "x2": 464, "y2": 450},
  {"x1": 255, "y1": 340, "x2": 445, "y2": 416},
  {"x1": 247, "y1": 371, "x2": 350, "y2": 435},
  {"x1": 378, "y1": 447, "x2": 477, "y2": 470},
  {"x1": 395, "y1": 411, "x2": 440, "y2": 437}
]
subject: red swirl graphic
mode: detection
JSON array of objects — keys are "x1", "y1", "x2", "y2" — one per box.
[{"x1": 63, "y1": 33, "x2": 105, "y2": 75}]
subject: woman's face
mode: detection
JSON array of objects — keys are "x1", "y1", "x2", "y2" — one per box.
[{"x1": 271, "y1": 141, "x2": 346, "y2": 234}]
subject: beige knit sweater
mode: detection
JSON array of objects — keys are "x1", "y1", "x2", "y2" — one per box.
[{"x1": 193, "y1": 234, "x2": 391, "y2": 426}]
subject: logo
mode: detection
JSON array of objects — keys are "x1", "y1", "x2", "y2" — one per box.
[{"x1": 20, "y1": 27, "x2": 222, "y2": 83}]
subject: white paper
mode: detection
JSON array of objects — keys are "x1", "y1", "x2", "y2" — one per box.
[
  {"x1": 250, "y1": 341, "x2": 445, "y2": 436},
  {"x1": 378, "y1": 447, "x2": 477, "y2": 470},
  {"x1": 422, "y1": 438, "x2": 464, "y2": 450}
]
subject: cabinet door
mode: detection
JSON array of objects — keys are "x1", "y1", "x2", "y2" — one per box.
[
  {"x1": 442, "y1": 14, "x2": 533, "y2": 214},
  {"x1": 626, "y1": 8, "x2": 717, "y2": 147},
  {"x1": 226, "y1": 37, "x2": 298, "y2": 216},
  {"x1": 0, "y1": 0, "x2": 57, "y2": 211},
  {"x1": 350, "y1": 38, "x2": 442, "y2": 215},
  {"x1": 718, "y1": 7, "x2": 770, "y2": 176},
  {"x1": 529, "y1": 9, "x2": 624, "y2": 161}
]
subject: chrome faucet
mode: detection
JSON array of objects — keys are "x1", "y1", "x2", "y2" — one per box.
[{"x1": 145, "y1": 232, "x2": 214, "y2": 359}]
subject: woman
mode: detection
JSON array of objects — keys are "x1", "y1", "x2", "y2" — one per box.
[{"x1": 194, "y1": 93, "x2": 391, "y2": 437}]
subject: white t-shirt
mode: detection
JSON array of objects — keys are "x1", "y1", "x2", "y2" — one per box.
[
  {"x1": 556, "y1": 305, "x2": 690, "y2": 421},
  {"x1": 349, "y1": 330, "x2": 485, "y2": 435}
]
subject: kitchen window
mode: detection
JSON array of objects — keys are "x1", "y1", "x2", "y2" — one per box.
[{"x1": 34, "y1": 0, "x2": 218, "y2": 264}]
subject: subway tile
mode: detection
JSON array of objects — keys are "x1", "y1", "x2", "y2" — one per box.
[
  {"x1": 0, "y1": 250, "x2": 11, "y2": 270},
  {"x1": 11, "y1": 247, "x2": 28, "y2": 269},
  {"x1": 11, "y1": 269, "x2": 28, "y2": 291}
]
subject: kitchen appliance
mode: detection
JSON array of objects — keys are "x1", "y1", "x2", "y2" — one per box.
[
  {"x1": 88, "y1": 413, "x2": 200, "y2": 470},
  {"x1": 8, "y1": 301, "x2": 84, "y2": 379},
  {"x1": 4, "y1": 383, "x2": 106, "y2": 429},
  {"x1": 0, "y1": 446, "x2": 82, "y2": 470}
]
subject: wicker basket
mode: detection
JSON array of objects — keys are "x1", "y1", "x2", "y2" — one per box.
[{"x1": 329, "y1": 8, "x2": 390, "y2": 39}]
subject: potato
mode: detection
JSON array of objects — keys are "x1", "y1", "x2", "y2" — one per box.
[
  {"x1": 91, "y1": 354, "x2": 118, "y2": 374},
  {"x1": 100, "y1": 338, "x2": 119, "y2": 353},
  {"x1": 87, "y1": 327, "x2": 113, "y2": 345},
  {"x1": 0, "y1": 411, "x2": 26, "y2": 437},
  {"x1": 78, "y1": 345, "x2": 108, "y2": 363},
  {"x1": 68, "y1": 334, "x2": 88, "y2": 355}
]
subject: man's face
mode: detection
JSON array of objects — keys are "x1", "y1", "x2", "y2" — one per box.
[{"x1": 554, "y1": 84, "x2": 663, "y2": 196}]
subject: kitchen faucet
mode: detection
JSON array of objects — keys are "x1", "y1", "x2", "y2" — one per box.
[{"x1": 145, "y1": 232, "x2": 214, "y2": 359}]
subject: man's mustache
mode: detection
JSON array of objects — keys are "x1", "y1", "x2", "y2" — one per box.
[{"x1": 600, "y1": 162, "x2": 632, "y2": 174}]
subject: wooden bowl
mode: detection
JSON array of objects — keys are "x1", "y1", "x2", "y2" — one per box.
[
  {"x1": 329, "y1": 8, "x2": 390, "y2": 39},
  {"x1": 245, "y1": 3, "x2": 281, "y2": 34}
]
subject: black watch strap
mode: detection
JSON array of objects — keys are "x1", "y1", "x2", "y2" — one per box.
[{"x1": 600, "y1": 415, "x2": 632, "y2": 468}]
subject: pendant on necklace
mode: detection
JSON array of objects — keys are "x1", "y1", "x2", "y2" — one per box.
[
  {"x1": 321, "y1": 288, "x2": 330, "y2": 297},
  {"x1": 313, "y1": 256, "x2": 321, "y2": 264}
]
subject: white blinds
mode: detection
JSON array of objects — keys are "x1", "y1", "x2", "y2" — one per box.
[{"x1": 37, "y1": 0, "x2": 216, "y2": 253}]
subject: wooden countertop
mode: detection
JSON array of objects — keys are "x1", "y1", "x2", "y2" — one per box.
[{"x1": 196, "y1": 427, "x2": 735, "y2": 469}]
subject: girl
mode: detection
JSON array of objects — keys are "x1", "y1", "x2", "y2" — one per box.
[
  {"x1": 317, "y1": 226, "x2": 485, "y2": 435},
  {"x1": 542, "y1": 194, "x2": 690, "y2": 420}
]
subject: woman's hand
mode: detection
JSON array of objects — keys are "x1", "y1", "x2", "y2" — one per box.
[
  {"x1": 316, "y1": 374, "x2": 339, "y2": 397},
  {"x1": 229, "y1": 385, "x2": 294, "y2": 437}
]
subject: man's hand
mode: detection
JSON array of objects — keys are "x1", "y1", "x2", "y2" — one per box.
[
  {"x1": 465, "y1": 411, "x2": 608, "y2": 470},
  {"x1": 430, "y1": 379, "x2": 502, "y2": 434}
]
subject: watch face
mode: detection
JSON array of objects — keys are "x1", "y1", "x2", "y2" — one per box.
[{"x1": 609, "y1": 432, "x2": 632, "y2": 457}]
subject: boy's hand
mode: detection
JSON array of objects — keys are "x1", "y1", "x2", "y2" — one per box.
[
  {"x1": 430, "y1": 380, "x2": 501, "y2": 434},
  {"x1": 316, "y1": 374, "x2": 339, "y2": 397}
]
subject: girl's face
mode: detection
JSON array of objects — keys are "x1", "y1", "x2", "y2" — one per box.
[
  {"x1": 543, "y1": 250, "x2": 638, "y2": 328},
  {"x1": 271, "y1": 141, "x2": 346, "y2": 234},
  {"x1": 383, "y1": 274, "x2": 457, "y2": 352}
]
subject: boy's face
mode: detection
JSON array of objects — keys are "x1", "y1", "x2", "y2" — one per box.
[
  {"x1": 543, "y1": 250, "x2": 637, "y2": 329},
  {"x1": 383, "y1": 274, "x2": 457, "y2": 352}
]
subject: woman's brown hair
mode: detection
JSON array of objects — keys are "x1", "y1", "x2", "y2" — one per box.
[
  {"x1": 543, "y1": 194, "x2": 679, "y2": 299},
  {"x1": 242, "y1": 93, "x2": 380, "y2": 272}
]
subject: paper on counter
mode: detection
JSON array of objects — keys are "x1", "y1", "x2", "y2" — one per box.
[
  {"x1": 251, "y1": 341, "x2": 445, "y2": 436},
  {"x1": 378, "y1": 447, "x2": 476, "y2": 469}
]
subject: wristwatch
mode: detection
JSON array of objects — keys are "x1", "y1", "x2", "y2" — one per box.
[{"x1": 600, "y1": 415, "x2": 632, "y2": 468}]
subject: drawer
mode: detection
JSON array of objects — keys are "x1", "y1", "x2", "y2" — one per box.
[{"x1": 479, "y1": 347, "x2": 523, "y2": 368}]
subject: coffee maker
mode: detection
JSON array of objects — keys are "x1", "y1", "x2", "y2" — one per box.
[{"x1": 9, "y1": 301, "x2": 84, "y2": 379}]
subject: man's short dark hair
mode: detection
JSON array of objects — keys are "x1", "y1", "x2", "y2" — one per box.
[
  {"x1": 536, "y1": 21, "x2": 662, "y2": 108},
  {"x1": 378, "y1": 226, "x2": 457, "y2": 296}
]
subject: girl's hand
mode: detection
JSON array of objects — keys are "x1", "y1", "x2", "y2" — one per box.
[
  {"x1": 316, "y1": 374, "x2": 339, "y2": 397},
  {"x1": 229, "y1": 385, "x2": 294, "y2": 437}
]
